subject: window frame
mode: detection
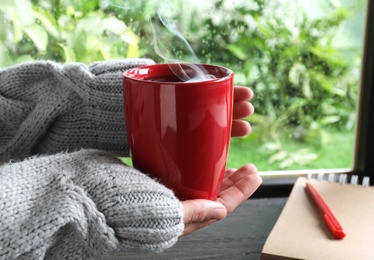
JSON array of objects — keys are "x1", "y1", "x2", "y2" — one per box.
[{"x1": 254, "y1": 0, "x2": 374, "y2": 198}]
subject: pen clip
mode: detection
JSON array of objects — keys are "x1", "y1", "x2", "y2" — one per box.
[{"x1": 323, "y1": 213, "x2": 346, "y2": 239}]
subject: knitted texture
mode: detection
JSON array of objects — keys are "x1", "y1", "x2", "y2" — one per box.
[
  {"x1": 0, "y1": 149, "x2": 184, "y2": 260},
  {"x1": 0, "y1": 58, "x2": 155, "y2": 163}
]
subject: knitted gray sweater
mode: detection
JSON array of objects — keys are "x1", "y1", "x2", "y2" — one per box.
[{"x1": 0, "y1": 59, "x2": 184, "y2": 259}]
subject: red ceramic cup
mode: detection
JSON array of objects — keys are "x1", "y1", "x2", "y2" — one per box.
[{"x1": 123, "y1": 63, "x2": 234, "y2": 200}]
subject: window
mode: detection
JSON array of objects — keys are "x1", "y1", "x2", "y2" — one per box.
[
  {"x1": 258, "y1": 0, "x2": 373, "y2": 197},
  {"x1": 1, "y1": 0, "x2": 372, "y2": 196},
  {"x1": 354, "y1": 0, "x2": 374, "y2": 180}
]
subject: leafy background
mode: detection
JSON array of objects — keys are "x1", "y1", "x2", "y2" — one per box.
[{"x1": 0, "y1": 0, "x2": 366, "y2": 171}]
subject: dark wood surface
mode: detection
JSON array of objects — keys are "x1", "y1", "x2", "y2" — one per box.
[{"x1": 97, "y1": 197, "x2": 287, "y2": 260}]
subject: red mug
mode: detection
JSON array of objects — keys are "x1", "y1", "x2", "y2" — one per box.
[{"x1": 123, "y1": 63, "x2": 234, "y2": 200}]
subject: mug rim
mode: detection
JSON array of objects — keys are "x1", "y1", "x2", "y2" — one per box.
[{"x1": 123, "y1": 63, "x2": 233, "y2": 84}]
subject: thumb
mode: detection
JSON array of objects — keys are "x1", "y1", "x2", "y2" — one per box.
[
  {"x1": 183, "y1": 200, "x2": 227, "y2": 224},
  {"x1": 181, "y1": 200, "x2": 227, "y2": 236}
]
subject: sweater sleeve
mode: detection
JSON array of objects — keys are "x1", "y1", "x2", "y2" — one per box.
[
  {"x1": 0, "y1": 149, "x2": 184, "y2": 260},
  {"x1": 0, "y1": 59, "x2": 155, "y2": 163}
]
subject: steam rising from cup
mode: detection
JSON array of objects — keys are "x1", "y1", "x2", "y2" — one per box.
[
  {"x1": 152, "y1": 2, "x2": 216, "y2": 82},
  {"x1": 105, "y1": 0, "x2": 216, "y2": 82}
]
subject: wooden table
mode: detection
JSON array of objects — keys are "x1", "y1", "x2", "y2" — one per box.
[{"x1": 97, "y1": 197, "x2": 287, "y2": 260}]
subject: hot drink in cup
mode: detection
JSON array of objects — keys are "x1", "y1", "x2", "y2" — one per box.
[{"x1": 123, "y1": 63, "x2": 233, "y2": 200}]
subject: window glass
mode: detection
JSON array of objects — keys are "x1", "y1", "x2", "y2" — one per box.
[{"x1": 0, "y1": 0, "x2": 367, "y2": 175}]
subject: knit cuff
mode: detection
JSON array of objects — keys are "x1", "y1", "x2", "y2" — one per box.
[
  {"x1": 37, "y1": 58, "x2": 156, "y2": 157},
  {"x1": 0, "y1": 149, "x2": 183, "y2": 259},
  {"x1": 0, "y1": 59, "x2": 155, "y2": 163}
]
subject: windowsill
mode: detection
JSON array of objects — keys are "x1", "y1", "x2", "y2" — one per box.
[
  {"x1": 251, "y1": 177, "x2": 297, "y2": 198},
  {"x1": 253, "y1": 167, "x2": 354, "y2": 198}
]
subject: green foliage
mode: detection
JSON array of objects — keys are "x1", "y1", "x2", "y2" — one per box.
[
  {"x1": 179, "y1": 0, "x2": 362, "y2": 168},
  {"x1": 0, "y1": 0, "x2": 365, "y2": 169},
  {"x1": 191, "y1": 1, "x2": 359, "y2": 131},
  {"x1": 228, "y1": 126, "x2": 354, "y2": 170},
  {"x1": 0, "y1": 0, "x2": 140, "y2": 65}
]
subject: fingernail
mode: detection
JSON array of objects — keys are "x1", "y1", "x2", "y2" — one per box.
[{"x1": 213, "y1": 207, "x2": 227, "y2": 220}]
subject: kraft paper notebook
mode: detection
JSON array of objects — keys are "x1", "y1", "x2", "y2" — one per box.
[{"x1": 260, "y1": 175, "x2": 374, "y2": 260}]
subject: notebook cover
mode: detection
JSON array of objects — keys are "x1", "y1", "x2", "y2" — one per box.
[{"x1": 260, "y1": 177, "x2": 374, "y2": 260}]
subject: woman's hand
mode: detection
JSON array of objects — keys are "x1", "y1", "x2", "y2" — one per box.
[
  {"x1": 181, "y1": 163, "x2": 262, "y2": 236},
  {"x1": 181, "y1": 86, "x2": 259, "y2": 237},
  {"x1": 231, "y1": 86, "x2": 254, "y2": 137}
]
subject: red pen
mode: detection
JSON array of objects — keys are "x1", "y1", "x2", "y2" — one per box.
[{"x1": 305, "y1": 182, "x2": 346, "y2": 239}]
